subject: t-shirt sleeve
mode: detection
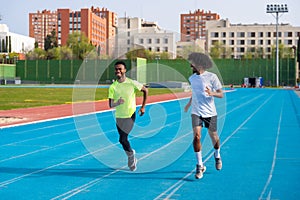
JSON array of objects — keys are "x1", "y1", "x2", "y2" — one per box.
[
  {"x1": 132, "y1": 80, "x2": 143, "y2": 91},
  {"x1": 108, "y1": 84, "x2": 115, "y2": 99},
  {"x1": 212, "y1": 74, "x2": 222, "y2": 90}
]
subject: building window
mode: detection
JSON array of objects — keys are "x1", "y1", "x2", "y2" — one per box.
[
  {"x1": 284, "y1": 32, "x2": 293, "y2": 37},
  {"x1": 237, "y1": 40, "x2": 245, "y2": 45},
  {"x1": 148, "y1": 39, "x2": 152, "y2": 44},
  {"x1": 127, "y1": 39, "x2": 130, "y2": 45},
  {"x1": 230, "y1": 32, "x2": 234, "y2": 37},
  {"x1": 259, "y1": 40, "x2": 263, "y2": 45},
  {"x1": 237, "y1": 32, "x2": 245, "y2": 37},
  {"x1": 127, "y1": 19, "x2": 130, "y2": 29},
  {"x1": 211, "y1": 32, "x2": 219, "y2": 37},
  {"x1": 284, "y1": 39, "x2": 293, "y2": 45},
  {"x1": 222, "y1": 32, "x2": 226, "y2": 37},
  {"x1": 259, "y1": 32, "x2": 264, "y2": 37},
  {"x1": 273, "y1": 32, "x2": 282, "y2": 37},
  {"x1": 230, "y1": 40, "x2": 234, "y2": 45},
  {"x1": 139, "y1": 38, "x2": 144, "y2": 44},
  {"x1": 212, "y1": 40, "x2": 218, "y2": 45},
  {"x1": 248, "y1": 32, "x2": 256, "y2": 37},
  {"x1": 156, "y1": 38, "x2": 160, "y2": 44},
  {"x1": 156, "y1": 47, "x2": 160, "y2": 52},
  {"x1": 267, "y1": 32, "x2": 271, "y2": 37},
  {"x1": 164, "y1": 38, "x2": 168, "y2": 44},
  {"x1": 247, "y1": 40, "x2": 255, "y2": 45}
]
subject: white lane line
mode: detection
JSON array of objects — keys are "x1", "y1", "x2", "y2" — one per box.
[
  {"x1": 154, "y1": 93, "x2": 275, "y2": 200},
  {"x1": 258, "y1": 98, "x2": 283, "y2": 200},
  {"x1": 51, "y1": 131, "x2": 192, "y2": 199},
  {"x1": 0, "y1": 101, "x2": 188, "y2": 188}
]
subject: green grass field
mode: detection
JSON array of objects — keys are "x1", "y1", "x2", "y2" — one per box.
[{"x1": 0, "y1": 87, "x2": 184, "y2": 110}]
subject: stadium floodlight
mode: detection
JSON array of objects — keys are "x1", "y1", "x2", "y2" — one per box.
[{"x1": 266, "y1": 4, "x2": 288, "y2": 87}]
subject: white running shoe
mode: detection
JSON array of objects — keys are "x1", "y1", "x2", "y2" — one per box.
[
  {"x1": 195, "y1": 164, "x2": 206, "y2": 179},
  {"x1": 126, "y1": 150, "x2": 137, "y2": 171},
  {"x1": 215, "y1": 156, "x2": 222, "y2": 170}
]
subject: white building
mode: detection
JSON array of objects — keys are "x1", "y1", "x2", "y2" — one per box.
[
  {"x1": 176, "y1": 39, "x2": 206, "y2": 58},
  {"x1": 116, "y1": 17, "x2": 176, "y2": 59},
  {"x1": 0, "y1": 24, "x2": 35, "y2": 54},
  {"x1": 206, "y1": 19, "x2": 300, "y2": 59}
]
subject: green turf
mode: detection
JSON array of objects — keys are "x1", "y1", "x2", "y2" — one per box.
[{"x1": 0, "y1": 87, "x2": 184, "y2": 110}]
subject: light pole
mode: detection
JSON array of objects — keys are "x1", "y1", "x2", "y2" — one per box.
[
  {"x1": 155, "y1": 55, "x2": 160, "y2": 83},
  {"x1": 266, "y1": 4, "x2": 288, "y2": 87}
]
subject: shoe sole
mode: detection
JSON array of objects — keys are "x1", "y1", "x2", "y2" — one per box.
[
  {"x1": 129, "y1": 158, "x2": 137, "y2": 171},
  {"x1": 215, "y1": 158, "x2": 222, "y2": 170},
  {"x1": 195, "y1": 166, "x2": 206, "y2": 179}
]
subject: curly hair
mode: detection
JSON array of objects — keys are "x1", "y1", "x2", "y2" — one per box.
[{"x1": 188, "y1": 52, "x2": 213, "y2": 70}]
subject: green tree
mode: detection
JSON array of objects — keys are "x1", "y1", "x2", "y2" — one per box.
[
  {"x1": 44, "y1": 30, "x2": 58, "y2": 51},
  {"x1": 34, "y1": 42, "x2": 39, "y2": 48},
  {"x1": 209, "y1": 41, "x2": 225, "y2": 59},
  {"x1": 271, "y1": 43, "x2": 294, "y2": 59},
  {"x1": 26, "y1": 48, "x2": 47, "y2": 60},
  {"x1": 66, "y1": 32, "x2": 94, "y2": 60},
  {"x1": 177, "y1": 44, "x2": 204, "y2": 59}
]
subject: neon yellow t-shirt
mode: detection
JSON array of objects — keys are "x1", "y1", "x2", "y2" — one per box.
[{"x1": 108, "y1": 78, "x2": 143, "y2": 118}]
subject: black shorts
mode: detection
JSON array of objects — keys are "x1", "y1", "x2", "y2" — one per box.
[
  {"x1": 191, "y1": 114, "x2": 217, "y2": 132},
  {"x1": 116, "y1": 112, "x2": 136, "y2": 135}
]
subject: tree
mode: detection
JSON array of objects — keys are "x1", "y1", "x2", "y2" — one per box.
[
  {"x1": 66, "y1": 32, "x2": 94, "y2": 60},
  {"x1": 26, "y1": 48, "x2": 47, "y2": 60},
  {"x1": 271, "y1": 43, "x2": 294, "y2": 59},
  {"x1": 177, "y1": 44, "x2": 204, "y2": 59},
  {"x1": 44, "y1": 30, "x2": 58, "y2": 51},
  {"x1": 34, "y1": 42, "x2": 39, "y2": 48},
  {"x1": 209, "y1": 41, "x2": 225, "y2": 59}
]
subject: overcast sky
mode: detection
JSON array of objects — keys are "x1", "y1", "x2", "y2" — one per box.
[{"x1": 0, "y1": 0, "x2": 299, "y2": 36}]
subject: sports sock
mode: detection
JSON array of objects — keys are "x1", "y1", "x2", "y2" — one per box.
[
  {"x1": 195, "y1": 151, "x2": 203, "y2": 166},
  {"x1": 214, "y1": 148, "x2": 220, "y2": 158}
]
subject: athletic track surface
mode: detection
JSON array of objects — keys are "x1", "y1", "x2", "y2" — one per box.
[{"x1": 0, "y1": 92, "x2": 191, "y2": 128}]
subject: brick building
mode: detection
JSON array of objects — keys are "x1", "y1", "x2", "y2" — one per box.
[
  {"x1": 29, "y1": 7, "x2": 117, "y2": 56},
  {"x1": 180, "y1": 9, "x2": 220, "y2": 42},
  {"x1": 29, "y1": 10, "x2": 57, "y2": 49}
]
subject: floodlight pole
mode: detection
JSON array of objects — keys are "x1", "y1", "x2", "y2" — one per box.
[
  {"x1": 266, "y1": 4, "x2": 288, "y2": 87},
  {"x1": 275, "y1": 12, "x2": 279, "y2": 87},
  {"x1": 155, "y1": 55, "x2": 160, "y2": 83}
]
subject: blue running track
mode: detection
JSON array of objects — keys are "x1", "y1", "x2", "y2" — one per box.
[{"x1": 0, "y1": 88, "x2": 299, "y2": 200}]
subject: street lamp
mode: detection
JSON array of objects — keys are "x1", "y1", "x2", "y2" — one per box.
[
  {"x1": 155, "y1": 55, "x2": 160, "y2": 83},
  {"x1": 266, "y1": 4, "x2": 288, "y2": 87}
]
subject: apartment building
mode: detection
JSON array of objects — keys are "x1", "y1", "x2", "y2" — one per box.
[
  {"x1": 57, "y1": 8, "x2": 107, "y2": 55},
  {"x1": 29, "y1": 7, "x2": 117, "y2": 56},
  {"x1": 206, "y1": 19, "x2": 300, "y2": 59},
  {"x1": 117, "y1": 17, "x2": 176, "y2": 59},
  {"x1": 91, "y1": 6, "x2": 117, "y2": 56},
  {"x1": 29, "y1": 10, "x2": 57, "y2": 49},
  {"x1": 180, "y1": 9, "x2": 220, "y2": 42}
]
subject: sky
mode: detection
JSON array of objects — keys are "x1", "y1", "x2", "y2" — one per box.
[{"x1": 0, "y1": 0, "x2": 299, "y2": 36}]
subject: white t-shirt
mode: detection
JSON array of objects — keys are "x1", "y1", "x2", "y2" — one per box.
[{"x1": 189, "y1": 71, "x2": 222, "y2": 117}]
